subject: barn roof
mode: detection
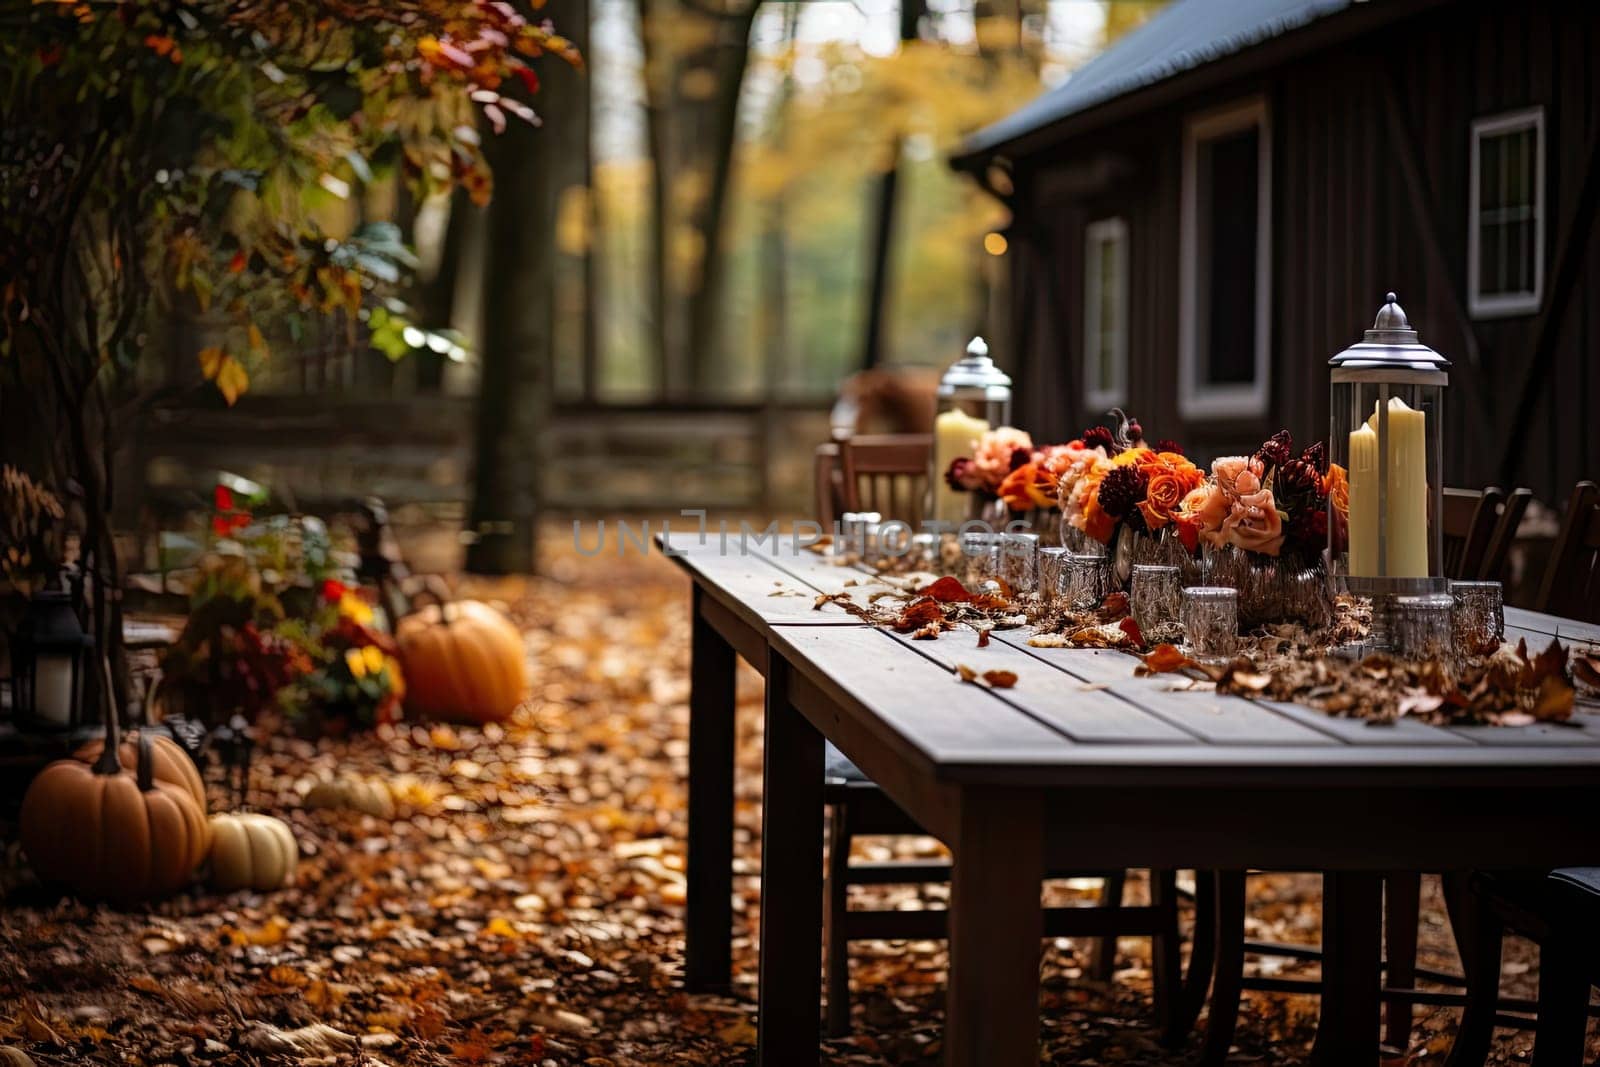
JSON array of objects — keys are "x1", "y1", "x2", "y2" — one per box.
[{"x1": 954, "y1": 0, "x2": 1434, "y2": 168}]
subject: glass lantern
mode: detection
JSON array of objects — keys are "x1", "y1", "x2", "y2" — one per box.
[
  {"x1": 8, "y1": 589, "x2": 95, "y2": 732},
  {"x1": 927, "y1": 336, "x2": 1012, "y2": 530},
  {"x1": 1328, "y1": 293, "x2": 1450, "y2": 648}
]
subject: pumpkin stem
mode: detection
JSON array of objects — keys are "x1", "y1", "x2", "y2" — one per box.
[
  {"x1": 136, "y1": 732, "x2": 155, "y2": 792},
  {"x1": 93, "y1": 655, "x2": 123, "y2": 776},
  {"x1": 426, "y1": 575, "x2": 455, "y2": 626}
]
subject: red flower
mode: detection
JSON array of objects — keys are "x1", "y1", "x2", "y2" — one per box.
[
  {"x1": 322, "y1": 578, "x2": 347, "y2": 602},
  {"x1": 214, "y1": 484, "x2": 234, "y2": 512},
  {"x1": 212, "y1": 514, "x2": 229, "y2": 536}
]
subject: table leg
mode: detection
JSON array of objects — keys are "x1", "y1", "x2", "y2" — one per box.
[
  {"x1": 1310, "y1": 871, "x2": 1384, "y2": 1066},
  {"x1": 755, "y1": 651, "x2": 824, "y2": 1066},
  {"x1": 686, "y1": 586, "x2": 736, "y2": 993},
  {"x1": 945, "y1": 787, "x2": 1044, "y2": 1067}
]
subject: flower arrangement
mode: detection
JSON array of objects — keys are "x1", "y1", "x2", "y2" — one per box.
[
  {"x1": 1180, "y1": 432, "x2": 1348, "y2": 565},
  {"x1": 1060, "y1": 415, "x2": 1205, "y2": 550},
  {"x1": 944, "y1": 428, "x2": 1082, "y2": 516},
  {"x1": 294, "y1": 582, "x2": 407, "y2": 732}
]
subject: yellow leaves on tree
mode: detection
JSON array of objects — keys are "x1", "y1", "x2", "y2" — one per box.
[{"x1": 198, "y1": 347, "x2": 250, "y2": 406}]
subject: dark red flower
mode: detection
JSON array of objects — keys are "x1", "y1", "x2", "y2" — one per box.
[
  {"x1": 1256, "y1": 430, "x2": 1294, "y2": 470},
  {"x1": 1097, "y1": 466, "x2": 1147, "y2": 519},
  {"x1": 1126, "y1": 418, "x2": 1144, "y2": 445},
  {"x1": 1081, "y1": 426, "x2": 1114, "y2": 452},
  {"x1": 1156, "y1": 439, "x2": 1184, "y2": 455},
  {"x1": 1009, "y1": 447, "x2": 1031, "y2": 471},
  {"x1": 944, "y1": 457, "x2": 978, "y2": 492},
  {"x1": 1299, "y1": 441, "x2": 1327, "y2": 474}
]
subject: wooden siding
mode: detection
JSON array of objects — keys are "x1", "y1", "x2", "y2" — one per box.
[{"x1": 1005, "y1": 0, "x2": 1600, "y2": 504}]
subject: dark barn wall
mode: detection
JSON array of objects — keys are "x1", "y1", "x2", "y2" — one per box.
[{"x1": 1006, "y1": 0, "x2": 1600, "y2": 504}]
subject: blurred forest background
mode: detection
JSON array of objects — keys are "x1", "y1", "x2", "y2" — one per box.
[{"x1": 33, "y1": 0, "x2": 1165, "y2": 574}]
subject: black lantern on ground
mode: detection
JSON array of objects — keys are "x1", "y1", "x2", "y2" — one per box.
[{"x1": 9, "y1": 590, "x2": 95, "y2": 731}]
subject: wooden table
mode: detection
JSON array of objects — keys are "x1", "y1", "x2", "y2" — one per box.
[{"x1": 665, "y1": 533, "x2": 1600, "y2": 1066}]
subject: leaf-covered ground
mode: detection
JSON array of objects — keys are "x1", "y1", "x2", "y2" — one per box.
[{"x1": 1, "y1": 528, "x2": 1590, "y2": 1065}]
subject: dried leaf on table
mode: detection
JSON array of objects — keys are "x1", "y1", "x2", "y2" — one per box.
[
  {"x1": 982, "y1": 669, "x2": 1018, "y2": 689},
  {"x1": 1138, "y1": 643, "x2": 1198, "y2": 675}
]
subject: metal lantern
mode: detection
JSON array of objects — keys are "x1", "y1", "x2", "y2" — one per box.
[
  {"x1": 927, "y1": 336, "x2": 1013, "y2": 529},
  {"x1": 8, "y1": 589, "x2": 95, "y2": 731},
  {"x1": 1328, "y1": 292, "x2": 1450, "y2": 647}
]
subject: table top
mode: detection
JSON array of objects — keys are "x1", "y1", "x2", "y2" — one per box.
[{"x1": 664, "y1": 533, "x2": 1600, "y2": 789}]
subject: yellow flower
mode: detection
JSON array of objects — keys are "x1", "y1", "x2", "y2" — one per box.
[
  {"x1": 362, "y1": 644, "x2": 386, "y2": 676},
  {"x1": 344, "y1": 647, "x2": 367, "y2": 679},
  {"x1": 386, "y1": 655, "x2": 406, "y2": 699},
  {"x1": 339, "y1": 592, "x2": 375, "y2": 626}
]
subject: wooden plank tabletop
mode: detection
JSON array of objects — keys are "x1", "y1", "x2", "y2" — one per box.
[{"x1": 671, "y1": 535, "x2": 1600, "y2": 783}]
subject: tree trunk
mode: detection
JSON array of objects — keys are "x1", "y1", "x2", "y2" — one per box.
[
  {"x1": 858, "y1": 0, "x2": 923, "y2": 371},
  {"x1": 464, "y1": 0, "x2": 588, "y2": 575}
]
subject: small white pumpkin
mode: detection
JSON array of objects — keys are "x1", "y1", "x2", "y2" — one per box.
[
  {"x1": 209, "y1": 812, "x2": 298, "y2": 892},
  {"x1": 1, "y1": 1048, "x2": 37, "y2": 1066}
]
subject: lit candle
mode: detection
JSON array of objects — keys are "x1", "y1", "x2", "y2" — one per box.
[
  {"x1": 1347, "y1": 397, "x2": 1429, "y2": 577},
  {"x1": 932, "y1": 408, "x2": 989, "y2": 524}
]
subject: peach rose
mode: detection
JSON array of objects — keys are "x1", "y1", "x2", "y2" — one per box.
[
  {"x1": 1221, "y1": 487, "x2": 1286, "y2": 557},
  {"x1": 1183, "y1": 483, "x2": 1231, "y2": 548},
  {"x1": 1211, "y1": 455, "x2": 1266, "y2": 501},
  {"x1": 970, "y1": 427, "x2": 1035, "y2": 493}
]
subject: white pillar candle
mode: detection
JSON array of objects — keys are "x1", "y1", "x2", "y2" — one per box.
[
  {"x1": 1347, "y1": 397, "x2": 1429, "y2": 578},
  {"x1": 33, "y1": 654, "x2": 76, "y2": 726},
  {"x1": 931, "y1": 409, "x2": 989, "y2": 524}
]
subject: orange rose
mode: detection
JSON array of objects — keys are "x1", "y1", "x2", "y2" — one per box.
[
  {"x1": 1323, "y1": 463, "x2": 1349, "y2": 516},
  {"x1": 998, "y1": 462, "x2": 1058, "y2": 511},
  {"x1": 1080, "y1": 490, "x2": 1116, "y2": 544},
  {"x1": 1137, "y1": 471, "x2": 1185, "y2": 530}
]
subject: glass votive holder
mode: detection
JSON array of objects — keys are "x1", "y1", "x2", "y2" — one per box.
[
  {"x1": 1063, "y1": 551, "x2": 1109, "y2": 611},
  {"x1": 1001, "y1": 532, "x2": 1040, "y2": 596},
  {"x1": 1038, "y1": 547, "x2": 1070, "y2": 608},
  {"x1": 1393, "y1": 593, "x2": 1454, "y2": 662},
  {"x1": 1449, "y1": 580, "x2": 1504, "y2": 657},
  {"x1": 1131, "y1": 564, "x2": 1182, "y2": 643},
  {"x1": 837, "y1": 511, "x2": 881, "y2": 557},
  {"x1": 1182, "y1": 586, "x2": 1239, "y2": 659},
  {"x1": 961, "y1": 531, "x2": 999, "y2": 587},
  {"x1": 906, "y1": 532, "x2": 939, "y2": 572}
]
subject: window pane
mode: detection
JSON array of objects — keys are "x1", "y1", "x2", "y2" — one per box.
[
  {"x1": 1476, "y1": 121, "x2": 1539, "y2": 300},
  {"x1": 1480, "y1": 133, "x2": 1502, "y2": 212},
  {"x1": 1202, "y1": 129, "x2": 1258, "y2": 385}
]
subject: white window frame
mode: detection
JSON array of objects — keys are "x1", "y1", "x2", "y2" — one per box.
[
  {"x1": 1179, "y1": 96, "x2": 1272, "y2": 420},
  {"x1": 1467, "y1": 106, "x2": 1545, "y2": 319},
  {"x1": 1082, "y1": 216, "x2": 1129, "y2": 412}
]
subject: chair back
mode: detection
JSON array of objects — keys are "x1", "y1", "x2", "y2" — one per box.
[
  {"x1": 1535, "y1": 481, "x2": 1600, "y2": 622},
  {"x1": 814, "y1": 442, "x2": 844, "y2": 528},
  {"x1": 839, "y1": 433, "x2": 932, "y2": 527},
  {"x1": 1478, "y1": 487, "x2": 1531, "y2": 583},
  {"x1": 1440, "y1": 486, "x2": 1504, "y2": 581}
]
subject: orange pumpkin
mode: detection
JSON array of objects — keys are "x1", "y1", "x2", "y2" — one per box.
[
  {"x1": 396, "y1": 592, "x2": 526, "y2": 723},
  {"x1": 20, "y1": 663, "x2": 210, "y2": 901},
  {"x1": 74, "y1": 731, "x2": 206, "y2": 814}
]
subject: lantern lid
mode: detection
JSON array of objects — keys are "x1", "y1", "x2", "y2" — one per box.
[
  {"x1": 938, "y1": 336, "x2": 1012, "y2": 396},
  {"x1": 21, "y1": 590, "x2": 94, "y2": 649},
  {"x1": 1329, "y1": 292, "x2": 1451, "y2": 373}
]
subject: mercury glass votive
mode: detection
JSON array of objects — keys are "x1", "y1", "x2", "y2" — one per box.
[
  {"x1": 1182, "y1": 586, "x2": 1239, "y2": 659},
  {"x1": 1039, "y1": 547, "x2": 1070, "y2": 608},
  {"x1": 1393, "y1": 593, "x2": 1454, "y2": 662},
  {"x1": 1448, "y1": 580, "x2": 1504, "y2": 657},
  {"x1": 907, "y1": 532, "x2": 939, "y2": 572},
  {"x1": 1064, "y1": 551, "x2": 1109, "y2": 611},
  {"x1": 1002, "y1": 532, "x2": 1040, "y2": 595},
  {"x1": 1131, "y1": 565, "x2": 1182, "y2": 643},
  {"x1": 962, "y1": 531, "x2": 999, "y2": 586}
]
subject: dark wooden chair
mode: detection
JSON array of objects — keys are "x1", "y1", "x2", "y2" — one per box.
[
  {"x1": 814, "y1": 433, "x2": 1194, "y2": 1041},
  {"x1": 813, "y1": 442, "x2": 844, "y2": 531},
  {"x1": 1199, "y1": 486, "x2": 1535, "y2": 1063},
  {"x1": 1534, "y1": 480, "x2": 1600, "y2": 623},
  {"x1": 1443, "y1": 869, "x2": 1600, "y2": 1067},
  {"x1": 838, "y1": 433, "x2": 930, "y2": 528}
]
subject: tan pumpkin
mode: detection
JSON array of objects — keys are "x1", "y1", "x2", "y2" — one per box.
[
  {"x1": 20, "y1": 669, "x2": 209, "y2": 901},
  {"x1": 75, "y1": 731, "x2": 206, "y2": 814},
  {"x1": 305, "y1": 774, "x2": 394, "y2": 818},
  {"x1": 0, "y1": 1048, "x2": 37, "y2": 1067},
  {"x1": 396, "y1": 588, "x2": 526, "y2": 723},
  {"x1": 209, "y1": 812, "x2": 297, "y2": 891}
]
